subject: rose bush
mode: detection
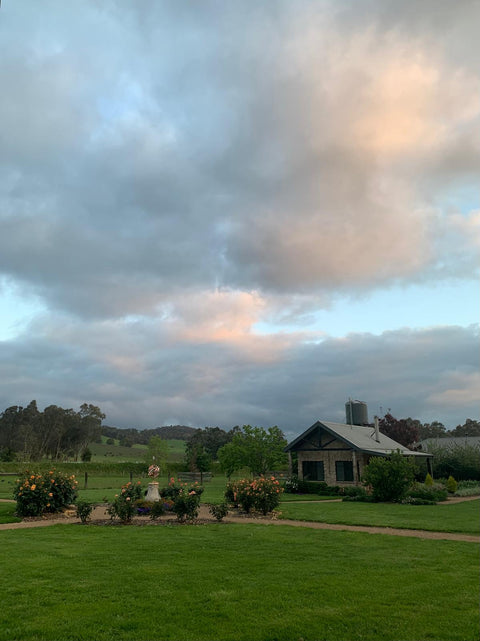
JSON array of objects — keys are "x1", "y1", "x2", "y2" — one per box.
[
  {"x1": 14, "y1": 470, "x2": 78, "y2": 517},
  {"x1": 225, "y1": 476, "x2": 283, "y2": 514}
]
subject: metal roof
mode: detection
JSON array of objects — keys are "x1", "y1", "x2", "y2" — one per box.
[
  {"x1": 286, "y1": 420, "x2": 432, "y2": 458},
  {"x1": 417, "y1": 436, "x2": 480, "y2": 451}
]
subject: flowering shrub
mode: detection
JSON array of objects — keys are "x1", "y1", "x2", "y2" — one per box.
[
  {"x1": 160, "y1": 478, "x2": 182, "y2": 500},
  {"x1": 284, "y1": 475, "x2": 299, "y2": 493},
  {"x1": 14, "y1": 470, "x2": 78, "y2": 517},
  {"x1": 107, "y1": 481, "x2": 143, "y2": 523},
  {"x1": 160, "y1": 478, "x2": 204, "y2": 501},
  {"x1": 249, "y1": 476, "x2": 283, "y2": 514},
  {"x1": 133, "y1": 499, "x2": 166, "y2": 519},
  {"x1": 225, "y1": 476, "x2": 283, "y2": 514},
  {"x1": 160, "y1": 480, "x2": 204, "y2": 522},
  {"x1": 172, "y1": 487, "x2": 201, "y2": 522}
]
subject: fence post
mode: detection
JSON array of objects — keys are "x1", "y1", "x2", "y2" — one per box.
[{"x1": 84, "y1": 471, "x2": 88, "y2": 489}]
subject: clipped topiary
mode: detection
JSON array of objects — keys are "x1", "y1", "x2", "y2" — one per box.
[
  {"x1": 446, "y1": 475, "x2": 458, "y2": 494},
  {"x1": 424, "y1": 473, "x2": 434, "y2": 487}
]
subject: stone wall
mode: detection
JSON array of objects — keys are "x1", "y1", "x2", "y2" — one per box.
[{"x1": 298, "y1": 442, "x2": 370, "y2": 486}]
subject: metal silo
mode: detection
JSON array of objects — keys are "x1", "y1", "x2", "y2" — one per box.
[{"x1": 345, "y1": 399, "x2": 369, "y2": 425}]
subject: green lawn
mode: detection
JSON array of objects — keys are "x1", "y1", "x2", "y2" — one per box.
[
  {"x1": 0, "y1": 502, "x2": 21, "y2": 524},
  {"x1": 280, "y1": 493, "x2": 340, "y2": 502},
  {"x1": 0, "y1": 524, "x2": 477, "y2": 641},
  {"x1": 279, "y1": 498, "x2": 480, "y2": 534}
]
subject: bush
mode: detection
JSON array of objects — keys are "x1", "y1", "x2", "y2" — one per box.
[
  {"x1": 362, "y1": 452, "x2": 415, "y2": 502},
  {"x1": 424, "y1": 473, "x2": 434, "y2": 487},
  {"x1": 14, "y1": 470, "x2": 78, "y2": 517},
  {"x1": 341, "y1": 487, "x2": 369, "y2": 501},
  {"x1": 429, "y1": 443, "x2": 480, "y2": 481},
  {"x1": 284, "y1": 475, "x2": 299, "y2": 493},
  {"x1": 407, "y1": 483, "x2": 448, "y2": 503},
  {"x1": 81, "y1": 448, "x2": 92, "y2": 462},
  {"x1": 250, "y1": 477, "x2": 283, "y2": 514},
  {"x1": 209, "y1": 503, "x2": 229, "y2": 521},
  {"x1": 454, "y1": 480, "x2": 480, "y2": 496},
  {"x1": 76, "y1": 500, "x2": 94, "y2": 523},
  {"x1": 0, "y1": 447, "x2": 16, "y2": 462},
  {"x1": 446, "y1": 475, "x2": 458, "y2": 494},
  {"x1": 401, "y1": 497, "x2": 437, "y2": 506},
  {"x1": 343, "y1": 494, "x2": 375, "y2": 503},
  {"x1": 149, "y1": 501, "x2": 165, "y2": 520},
  {"x1": 225, "y1": 476, "x2": 283, "y2": 514},
  {"x1": 134, "y1": 499, "x2": 154, "y2": 516},
  {"x1": 159, "y1": 479, "x2": 204, "y2": 522},
  {"x1": 107, "y1": 481, "x2": 143, "y2": 523},
  {"x1": 172, "y1": 488, "x2": 202, "y2": 522}
]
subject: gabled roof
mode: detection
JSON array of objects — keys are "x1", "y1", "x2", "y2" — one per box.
[{"x1": 286, "y1": 420, "x2": 432, "y2": 458}]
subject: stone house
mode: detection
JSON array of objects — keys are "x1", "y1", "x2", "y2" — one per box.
[{"x1": 285, "y1": 420, "x2": 433, "y2": 486}]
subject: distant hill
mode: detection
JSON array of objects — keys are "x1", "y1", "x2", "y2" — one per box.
[
  {"x1": 152, "y1": 425, "x2": 198, "y2": 440},
  {"x1": 101, "y1": 424, "x2": 198, "y2": 444}
]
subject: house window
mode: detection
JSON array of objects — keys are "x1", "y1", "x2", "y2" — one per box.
[
  {"x1": 302, "y1": 461, "x2": 325, "y2": 481},
  {"x1": 336, "y1": 460, "x2": 354, "y2": 482}
]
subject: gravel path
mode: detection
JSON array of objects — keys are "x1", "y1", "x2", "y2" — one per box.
[{"x1": 1, "y1": 498, "x2": 478, "y2": 542}]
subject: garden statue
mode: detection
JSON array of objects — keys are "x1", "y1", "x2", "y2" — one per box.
[{"x1": 145, "y1": 464, "x2": 161, "y2": 501}]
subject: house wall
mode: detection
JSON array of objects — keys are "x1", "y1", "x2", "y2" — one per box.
[{"x1": 298, "y1": 446, "x2": 370, "y2": 486}]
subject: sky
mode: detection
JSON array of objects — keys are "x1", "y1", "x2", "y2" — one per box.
[{"x1": 0, "y1": 0, "x2": 479, "y2": 438}]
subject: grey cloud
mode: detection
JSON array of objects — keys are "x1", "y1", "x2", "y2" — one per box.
[
  {"x1": 1, "y1": 1, "x2": 479, "y2": 320},
  {"x1": 1, "y1": 321, "x2": 477, "y2": 433}
]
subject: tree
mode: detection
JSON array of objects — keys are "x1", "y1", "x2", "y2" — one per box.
[
  {"x1": 418, "y1": 421, "x2": 447, "y2": 440},
  {"x1": 187, "y1": 427, "x2": 232, "y2": 460},
  {"x1": 363, "y1": 451, "x2": 415, "y2": 502},
  {"x1": 185, "y1": 442, "x2": 211, "y2": 483},
  {"x1": 450, "y1": 419, "x2": 480, "y2": 437},
  {"x1": 217, "y1": 425, "x2": 288, "y2": 476},
  {"x1": 217, "y1": 442, "x2": 242, "y2": 479},
  {"x1": 146, "y1": 436, "x2": 169, "y2": 474},
  {"x1": 379, "y1": 414, "x2": 419, "y2": 448}
]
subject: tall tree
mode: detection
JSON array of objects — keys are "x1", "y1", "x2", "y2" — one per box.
[
  {"x1": 187, "y1": 426, "x2": 232, "y2": 460},
  {"x1": 379, "y1": 414, "x2": 419, "y2": 448},
  {"x1": 418, "y1": 421, "x2": 447, "y2": 440},
  {"x1": 145, "y1": 436, "x2": 169, "y2": 474},
  {"x1": 450, "y1": 419, "x2": 480, "y2": 437},
  {"x1": 217, "y1": 425, "x2": 288, "y2": 476}
]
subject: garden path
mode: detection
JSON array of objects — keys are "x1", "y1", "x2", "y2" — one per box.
[{"x1": 0, "y1": 497, "x2": 478, "y2": 542}]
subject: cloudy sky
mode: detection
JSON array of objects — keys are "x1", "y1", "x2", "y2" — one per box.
[{"x1": 0, "y1": 1, "x2": 478, "y2": 437}]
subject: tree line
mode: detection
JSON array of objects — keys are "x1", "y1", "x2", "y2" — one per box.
[
  {"x1": 0, "y1": 401, "x2": 105, "y2": 462},
  {"x1": 378, "y1": 414, "x2": 480, "y2": 448}
]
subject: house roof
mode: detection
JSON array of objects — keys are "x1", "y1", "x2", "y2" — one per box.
[
  {"x1": 417, "y1": 436, "x2": 480, "y2": 451},
  {"x1": 285, "y1": 420, "x2": 432, "y2": 458}
]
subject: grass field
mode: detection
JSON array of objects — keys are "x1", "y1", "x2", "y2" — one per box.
[
  {"x1": 90, "y1": 438, "x2": 186, "y2": 462},
  {"x1": 0, "y1": 523, "x2": 477, "y2": 641},
  {"x1": 0, "y1": 502, "x2": 21, "y2": 524},
  {"x1": 279, "y1": 498, "x2": 480, "y2": 534}
]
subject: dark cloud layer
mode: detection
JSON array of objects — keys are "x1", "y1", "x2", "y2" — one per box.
[{"x1": 0, "y1": 322, "x2": 477, "y2": 435}]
